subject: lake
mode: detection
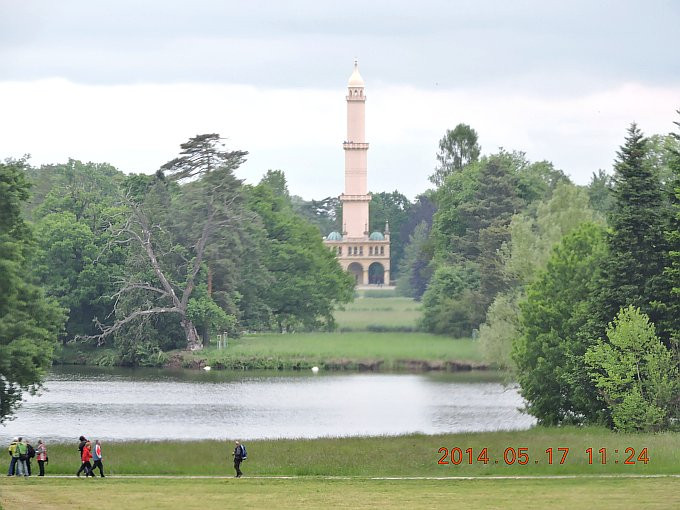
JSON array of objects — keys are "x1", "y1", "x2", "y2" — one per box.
[{"x1": 0, "y1": 366, "x2": 535, "y2": 443}]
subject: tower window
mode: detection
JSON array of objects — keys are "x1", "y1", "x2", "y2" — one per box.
[
  {"x1": 359, "y1": 246, "x2": 363, "y2": 256},
  {"x1": 380, "y1": 246, "x2": 384, "y2": 255},
  {"x1": 369, "y1": 246, "x2": 373, "y2": 255},
  {"x1": 338, "y1": 246, "x2": 342, "y2": 255}
]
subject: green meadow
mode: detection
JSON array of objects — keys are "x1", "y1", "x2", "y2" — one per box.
[
  {"x1": 178, "y1": 294, "x2": 482, "y2": 370},
  {"x1": 334, "y1": 293, "x2": 422, "y2": 331},
  {"x1": 190, "y1": 331, "x2": 482, "y2": 370},
  {"x1": 12, "y1": 428, "x2": 680, "y2": 477}
]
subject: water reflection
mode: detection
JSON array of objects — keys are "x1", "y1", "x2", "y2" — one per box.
[{"x1": 0, "y1": 366, "x2": 535, "y2": 443}]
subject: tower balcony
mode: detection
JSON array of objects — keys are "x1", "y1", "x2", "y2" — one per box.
[
  {"x1": 343, "y1": 142, "x2": 369, "y2": 150},
  {"x1": 339, "y1": 193, "x2": 371, "y2": 203}
]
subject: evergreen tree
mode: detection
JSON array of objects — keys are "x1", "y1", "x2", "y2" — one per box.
[
  {"x1": 661, "y1": 111, "x2": 680, "y2": 349},
  {"x1": 598, "y1": 124, "x2": 671, "y2": 345},
  {"x1": 0, "y1": 159, "x2": 65, "y2": 422}
]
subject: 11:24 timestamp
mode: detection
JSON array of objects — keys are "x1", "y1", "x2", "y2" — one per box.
[{"x1": 437, "y1": 447, "x2": 650, "y2": 465}]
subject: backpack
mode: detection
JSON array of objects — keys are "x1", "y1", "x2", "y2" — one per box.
[
  {"x1": 27, "y1": 444, "x2": 36, "y2": 459},
  {"x1": 240, "y1": 444, "x2": 247, "y2": 460}
]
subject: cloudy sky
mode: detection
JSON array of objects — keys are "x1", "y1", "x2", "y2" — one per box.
[{"x1": 1, "y1": 0, "x2": 679, "y2": 198}]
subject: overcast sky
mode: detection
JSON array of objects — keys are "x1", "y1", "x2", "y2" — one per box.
[{"x1": 1, "y1": 0, "x2": 679, "y2": 198}]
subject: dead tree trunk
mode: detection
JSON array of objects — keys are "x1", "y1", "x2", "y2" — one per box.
[{"x1": 181, "y1": 319, "x2": 202, "y2": 351}]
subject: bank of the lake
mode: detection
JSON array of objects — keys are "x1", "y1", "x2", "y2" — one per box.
[
  {"x1": 12, "y1": 428, "x2": 680, "y2": 477},
  {"x1": 55, "y1": 295, "x2": 487, "y2": 372}
]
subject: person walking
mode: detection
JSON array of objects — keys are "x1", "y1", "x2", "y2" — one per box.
[
  {"x1": 232, "y1": 440, "x2": 245, "y2": 478},
  {"x1": 36, "y1": 440, "x2": 47, "y2": 477},
  {"x1": 76, "y1": 436, "x2": 90, "y2": 477},
  {"x1": 78, "y1": 440, "x2": 94, "y2": 477},
  {"x1": 7, "y1": 438, "x2": 18, "y2": 476},
  {"x1": 15, "y1": 437, "x2": 28, "y2": 477},
  {"x1": 91, "y1": 440, "x2": 105, "y2": 477}
]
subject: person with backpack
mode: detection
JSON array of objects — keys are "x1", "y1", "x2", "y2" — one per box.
[
  {"x1": 7, "y1": 438, "x2": 18, "y2": 476},
  {"x1": 25, "y1": 440, "x2": 35, "y2": 476},
  {"x1": 91, "y1": 440, "x2": 105, "y2": 477},
  {"x1": 232, "y1": 440, "x2": 246, "y2": 478},
  {"x1": 36, "y1": 439, "x2": 47, "y2": 477}
]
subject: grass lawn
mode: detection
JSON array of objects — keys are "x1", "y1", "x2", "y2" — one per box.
[{"x1": 1, "y1": 477, "x2": 678, "y2": 510}]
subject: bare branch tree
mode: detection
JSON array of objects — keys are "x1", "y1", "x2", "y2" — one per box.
[{"x1": 78, "y1": 134, "x2": 249, "y2": 351}]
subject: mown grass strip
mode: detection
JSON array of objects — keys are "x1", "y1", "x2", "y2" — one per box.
[{"x1": 1, "y1": 477, "x2": 678, "y2": 510}]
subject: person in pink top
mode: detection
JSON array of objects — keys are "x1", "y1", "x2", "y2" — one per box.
[{"x1": 35, "y1": 439, "x2": 47, "y2": 477}]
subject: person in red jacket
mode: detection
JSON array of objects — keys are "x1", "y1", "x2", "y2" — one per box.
[{"x1": 77, "y1": 441, "x2": 94, "y2": 478}]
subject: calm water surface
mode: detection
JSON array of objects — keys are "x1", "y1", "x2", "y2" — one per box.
[{"x1": 0, "y1": 366, "x2": 535, "y2": 443}]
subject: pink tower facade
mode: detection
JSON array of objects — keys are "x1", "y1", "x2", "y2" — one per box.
[{"x1": 323, "y1": 60, "x2": 391, "y2": 286}]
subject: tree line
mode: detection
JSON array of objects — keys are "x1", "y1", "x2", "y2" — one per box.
[
  {"x1": 0, "y1": 134, "x2": 357, "y2": 421},
  {"x1": 396, "y1": 119, "x2": 680, "y2": 432}
]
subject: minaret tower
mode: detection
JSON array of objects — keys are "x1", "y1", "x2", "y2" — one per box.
[
  {"x1": 341, "y1": 59, "x2": 371, "y2": 238},
  {"x1": 323, "y1": 60, "x2": 391, "y2": 286}
]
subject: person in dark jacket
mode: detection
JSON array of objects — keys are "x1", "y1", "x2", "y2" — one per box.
[
  {"x1": 76, "y1": 436, "x2": 92, "y2": 477},
  {"x1": 232, "y1": 440, "x2": 244, "y2": 478},
  {"x1": 25, "y1": 441, "x2": 35, "y2": 476}
]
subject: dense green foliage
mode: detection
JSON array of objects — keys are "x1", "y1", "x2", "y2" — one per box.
[
  {"x1": 480, "y1": 183, "x2": 602, "y2": 369},
  {"x1": 421, "y1": 149, "x2": 566, "y2": 336},
  {"x1": 247, "y1": 179, "x2": 354, "y2": 332},
  {"x1": 0, "y1": 159, "x2": 65, "y2": 422},
  {"x1": 585, "y1": 306, "x2": 679, "y2": 432},
  {"x1": 513, "y1": 223, "x2": 608, "y2": 425}
]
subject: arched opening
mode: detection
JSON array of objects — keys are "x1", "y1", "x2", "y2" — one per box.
[
  {"x1": 368, "y1": 262, "x2": 385, "y2": 285},
  {"x1": 347, "y1": 262, "x2": 363, "y2": 284}
]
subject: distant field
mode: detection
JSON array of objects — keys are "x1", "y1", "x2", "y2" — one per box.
[
  {"x1": 183, "y1": 295, "x2": 450, "y2": 370},
  {"x1": 334, "y1": 295, "x2": 422, "y2": 331},
  {"x1": 192, "y1": 331, "x2": 481, "y2": 370},
  {"x1": 2, "y1": 477, "x2": 678, "y2": 510}
]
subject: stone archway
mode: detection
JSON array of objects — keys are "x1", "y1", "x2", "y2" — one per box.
[
  {"x1": 347, "y1": 262, "x2": 363, "y2": 284},
  {"x1": 368, "y1": 262, "x2": 385, "y2": 285}
]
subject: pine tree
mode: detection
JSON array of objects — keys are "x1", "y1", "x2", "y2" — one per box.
[
  {"x1": 662, "y1": 112, "x2": 680, "y2": 349},
  {"x1": 598, "y1": 123, "x2": 671, "y2": 345}
]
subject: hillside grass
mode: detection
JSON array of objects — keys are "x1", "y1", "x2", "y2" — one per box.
[
  {"x1": 2, "y1": 477, "x2": 678, "y2": 510},
  {"x1": 21, "y1": 428, "x2": 680, "y2": 477}
]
